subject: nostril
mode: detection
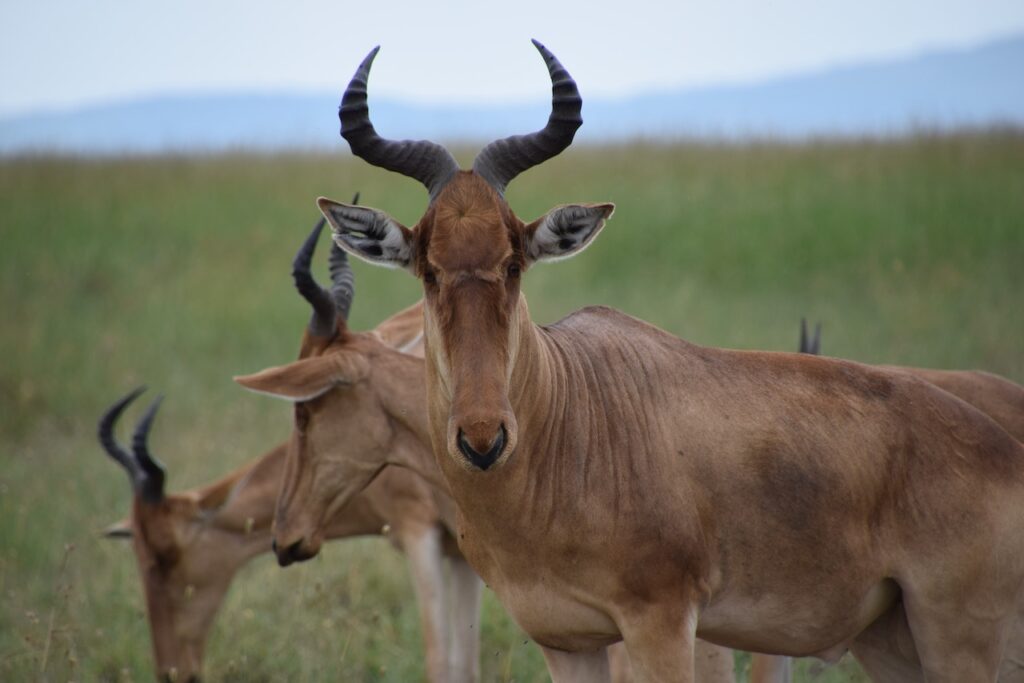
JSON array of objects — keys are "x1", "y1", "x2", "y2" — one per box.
[
  {"x1": 274, "y1": 538, "x2": 305, "y2": 567},
  {"x1": 457, "y1": 424, "x2": 507, "y2": 471}
]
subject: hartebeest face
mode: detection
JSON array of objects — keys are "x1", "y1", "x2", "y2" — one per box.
[
  {"x1": 318, "y1": 41, "x2": 613, "y2": 473},
  {"x1": 234, "y1": 215, "x2": 425, "y2": 565},
  {"x1": 100, "y1": 388, "x2": 246, "y2": 683},
  {"x1": 235, "y1": 333, "x2": 415, "y2": 564}
]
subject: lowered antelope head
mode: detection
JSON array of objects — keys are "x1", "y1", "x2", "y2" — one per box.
[
  {"x1": 319, "y1": 41, "x2": 613, "y2": 473},
  {"x1": 235, "y1": 213, "x2": 426, "y2": 566},
  {"x1": 100, "y1": 388, "x2": 255, "y2": 683}
]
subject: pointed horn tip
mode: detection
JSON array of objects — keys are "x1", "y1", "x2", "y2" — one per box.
[
  {"x1": 99, "y1": 386, "x2": 147, "y2": 428},
  {"x1": 351, "y1": 192, "x2": 360, "y2": 205},
  {"x1": 358, "y1": 46, "x2": 381, "y2": 69}
]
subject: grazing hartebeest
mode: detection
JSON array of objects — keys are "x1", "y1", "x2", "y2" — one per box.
[
  {"x1": 100, "y1": 219, "x2": 479, "y2": 683},
  {"x1": 314, "y1": 41, "x2": 1024, "y2": 682}
]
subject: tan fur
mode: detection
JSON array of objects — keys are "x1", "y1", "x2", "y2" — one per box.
[
  {"x1": 322, "y1": 170, "x2": 1024, "y2": 682},
  {"x1": 118, "y1": 302, "x2": 480, "y2": 683}
]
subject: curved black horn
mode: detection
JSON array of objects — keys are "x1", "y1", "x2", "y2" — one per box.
[
  {"x1": 292, "y1": 218, "x2": 338, "y2": 338},
  {"x1": 131, "y1": 396, "x2": 167, "y2": 504},
  {"x1": 98, "y1": 387, "x2": 147, "y2": 481},
  {"x1": 472, "y1": 40, "x2": 583, "y2": 195},
  {"x1": 340, "y1": 48, "x2": 459, "y2": 201},
  {"x1": 327, "y1": 192, "x2": 361, "y2": 321}
]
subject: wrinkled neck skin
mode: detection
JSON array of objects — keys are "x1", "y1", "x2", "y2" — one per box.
[{"x1": 423, "y1": 295, "x2": 703, "y2": 608}]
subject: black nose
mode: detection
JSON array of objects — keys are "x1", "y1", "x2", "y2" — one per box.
[
  {"x1": 273, "y1": 538, "x2": 311, "y2": 567},
  {"x1": 457, "y1": 425, "x2": 507, "y2": 471}
]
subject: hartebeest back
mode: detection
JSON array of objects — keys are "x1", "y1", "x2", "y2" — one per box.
[{"x1": 316, "y1": 41, "x2": 1024, "y2": 682}]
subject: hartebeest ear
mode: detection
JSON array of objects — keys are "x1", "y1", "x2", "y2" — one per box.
[
  {"x1": 525, "y1": 203, "x2": 615, "y2": 264},
  {"x1": 317, "y1": 197, "x2": 414, "y2": 271},
  {"x1": 234, "y1": 353, "x2": 370, "y2": 402},
  {"x1": 102, "y1": 519, "x2": 133, "y2": 539}
]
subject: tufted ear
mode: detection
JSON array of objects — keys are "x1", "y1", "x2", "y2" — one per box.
[
  {"x1": 234, "y1": 352, "x2": 369, "y2": 402},
  {"x1": 524, "y1": 203, "x2": 615, "y2": 264},
  {"x1": 318, "y1": 197, "x2": 414, "y2": 271}
]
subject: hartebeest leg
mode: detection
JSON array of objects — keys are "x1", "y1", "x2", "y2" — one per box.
[
  {"x1": 447, "y1": 554, "x2": 482, "y2": 683},
  {"x1": 618, "y1": 604, "x2": 698, "y2": 683},
  {"x1": 849, "y1": 604, "x2": 924, "y2": 683},
  {"x1": 401, "y1": 525, "x2": 449, "y2": 683},
  {"x1": 607, "y1": 640, "x2": 736, "y2": 682},
  {"x1": 901, "y1": 585, "x2": 1012, "y2": 682},
  {"x1": 694, "y1": 642, "x2": 735, "y2": 682},
  {"x1": 749, "y1": 654, "x2": 791, "y2": 683},
  {"x1": 541, "y1": 646, "x2": 612, "y2": 683}
]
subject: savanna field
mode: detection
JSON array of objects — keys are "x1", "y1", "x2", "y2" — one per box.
[{"x1": 2, "y1": 131, "x2": 1023, "y2": 681}]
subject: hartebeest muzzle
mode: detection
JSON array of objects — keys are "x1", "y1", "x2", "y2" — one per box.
[
  {"x1": 457, "y1": 424, "x2": 507, "y2": 471},
  {"x1": 271, "y1": 537, "x2": 319, "y2": 567}
]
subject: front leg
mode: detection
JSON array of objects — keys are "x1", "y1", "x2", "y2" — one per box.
[
  {"x1": 618, "y1": 603, "x2": 698, "y2": 683},
  {"x1": 400, "y1": 525, "x2": 449, "y2": 683},
  {"x1": 542, "y1": 646, "x2": 612, "y2": 683},
  {"x1": 447, "y1": 554, "x2": 482, "y2": 682}
]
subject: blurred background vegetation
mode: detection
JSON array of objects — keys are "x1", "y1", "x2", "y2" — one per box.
[{"x1": 1, "y1": 131, "x2": 1022, "y2": 681}]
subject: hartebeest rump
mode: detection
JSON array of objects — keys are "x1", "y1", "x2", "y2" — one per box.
[
  {"x1": 315, "y1": 41, "x2": 1024, "y2": 681},
  {"x1": 100, "y1": 219, "x2": 479, "y2": 683}
]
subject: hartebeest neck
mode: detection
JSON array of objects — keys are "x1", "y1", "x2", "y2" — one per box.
[{"x1": 372, "y1": 348, "x2": 453, "y2": 494}]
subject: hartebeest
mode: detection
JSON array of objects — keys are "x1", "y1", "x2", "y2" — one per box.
[
  {"x1": 100, "y1": 220, "x2": 479, "y2": 683},
  {"x1": 746, "y1": 322, "x2": 1024, "y2": 683},
  {"x1": 314, "y1": 41, "x2": 1024, "y2": 681}
]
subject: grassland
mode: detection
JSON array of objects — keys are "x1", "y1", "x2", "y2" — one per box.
[{"x1": 1, "y1": 131, "x2": 1022, "y2": 681}]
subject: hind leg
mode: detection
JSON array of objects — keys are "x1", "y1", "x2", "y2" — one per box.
[
  {"x1": 851, "y1": 602, "x2": 924, "y2": 683},
  {"x1": 902, "y1": 586, "x2": 1013, "y2": 682}
]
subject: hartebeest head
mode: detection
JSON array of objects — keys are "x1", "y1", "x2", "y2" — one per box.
[
  {"x1": 318, "y1": 41, "x2": 614, "y2": 473},
  {"x1": 100, "y1": 388, "x2": 231, "y2": 683},
  {"x1": 235, "y1": 214, "x2": 427, "y2": 566}
]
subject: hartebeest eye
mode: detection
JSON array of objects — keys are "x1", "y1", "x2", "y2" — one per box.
[
  {"x1": 423, "y1": 270, "x2": 438, "y2": 286},
  {"x1": 506, "y1": 263, "x2": 521, "y2": 279}
]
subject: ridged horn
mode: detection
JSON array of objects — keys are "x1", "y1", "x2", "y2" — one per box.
[
  {"x1": 472, "y1": 40, "x2": 583, "y2": 195},
  {"x1": 292, "y1": 219, "x2": 337, "y2": 338},
  {"x1": 328, "y1": 192, "x2": 359, "y2": 321},
  {"x1": 98, "y1": 387, "x2": 147, "y2": 482},
  {"x1": 131, "y1": 396, "x2": 167, "y2": 504},
  {"x1": 340, "y1": 48, "x2": 459, "y2": 201}
]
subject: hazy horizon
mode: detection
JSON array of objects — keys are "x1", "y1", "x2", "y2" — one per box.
[{"x1": 3, "y1": 0, "x2": 1024, "y2": 118}]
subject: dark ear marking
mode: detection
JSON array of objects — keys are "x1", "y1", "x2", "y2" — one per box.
[
  {"x1": 318, "y1": 198, "x2": 412, "y2": 270},
  {"x1": 527, "y1": 203, "x2": 614, "y2": 263}
]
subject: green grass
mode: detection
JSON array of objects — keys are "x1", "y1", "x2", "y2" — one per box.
[{"x1": 1, "y1": 131, "x2": 1022, "y2": 681}]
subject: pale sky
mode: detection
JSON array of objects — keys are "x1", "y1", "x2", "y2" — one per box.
[{"x1": 2, "y1": 0, "x2": 1023, "y2": 117}]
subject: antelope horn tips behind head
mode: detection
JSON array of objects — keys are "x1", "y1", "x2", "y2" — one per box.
[
  {"x1": 799, "y1": 318, "x2": 810, "y2": 354},
  {"x1": 472, "y1": 40, "x2": 583, "y2": 194},
  {"x1": 339, "y1": 46, "x2": 459, "y2": 200},
  {"x1": 132, "y1": 396, "x2": 167, "y2": 504},
  {"x1": 98, "y1": 387, "x2": 147, "y2": 478},
  {"x1": 292, "y1": 218, "x2": 337, "y2": 338},
  {"x1": 329, "y1": 242, "x2": 356, "y2": 322}
]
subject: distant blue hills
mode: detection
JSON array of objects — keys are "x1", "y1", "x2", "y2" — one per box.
[{"x1": 2, "y1": 34, "x2": 1023, "y2": 154}]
